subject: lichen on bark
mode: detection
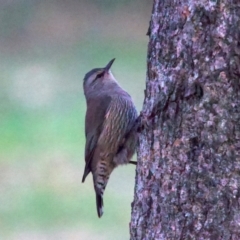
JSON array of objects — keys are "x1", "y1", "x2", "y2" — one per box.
[{"x1": 130, "y1": 0, "x2": 240, "y2": 239}]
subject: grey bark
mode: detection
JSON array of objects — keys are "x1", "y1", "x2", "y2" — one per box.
[{"x1": 130, "y1": 0, "x2": 240, "y2": 239}]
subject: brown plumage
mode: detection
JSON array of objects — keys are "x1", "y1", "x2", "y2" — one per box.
[{"x1": 82, "y1": 59, "x2": 137, "y2": 217}]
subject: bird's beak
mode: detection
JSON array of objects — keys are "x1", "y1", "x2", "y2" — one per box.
[{"x1": 104, "y1": 58, "x2": 115, "y2": 72}]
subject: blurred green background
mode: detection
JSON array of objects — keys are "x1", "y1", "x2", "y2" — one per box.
[{"x1": 0, "y1": 1, "x2": 151, "y2": 239}]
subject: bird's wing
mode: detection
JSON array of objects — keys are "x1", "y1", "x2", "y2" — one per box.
[{"x1": 82, "y1": 95, "x2": 111, "y2": 182}]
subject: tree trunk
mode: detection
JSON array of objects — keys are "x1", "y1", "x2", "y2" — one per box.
[{"x1": 130, "y1": 0, "x2": 240, "y2": 239}]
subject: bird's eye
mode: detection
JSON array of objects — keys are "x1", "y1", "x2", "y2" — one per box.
[{"x1": 96, "y1": 72, "x2": 104, "y2": 79}]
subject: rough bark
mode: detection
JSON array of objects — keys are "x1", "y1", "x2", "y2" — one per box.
[{"x1": 130, "y1": 0, "x2": 240, "y2": 239}]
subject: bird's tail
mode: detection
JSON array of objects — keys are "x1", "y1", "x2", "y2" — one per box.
[
  {"x1": 94, "y1": 176, "x2": 108, "y2": 218},
  {"x1": 94, "y1": 172, "x2": 110, "y2": 218},
  {"x1": 96, "y1": 192, "x2": 104, "y2": 218},
  {"x1": 93, "y1": 159, "x2": 113, "y2": 217}
]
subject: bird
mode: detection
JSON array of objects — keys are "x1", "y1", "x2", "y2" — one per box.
[{"x1": 82, "y1": 58, "x2": 138, "y2": 217}]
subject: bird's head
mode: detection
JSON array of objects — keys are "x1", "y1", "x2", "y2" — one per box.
[{"x1": 83, "y1": 59, "x2": 117, "y2": 94}]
